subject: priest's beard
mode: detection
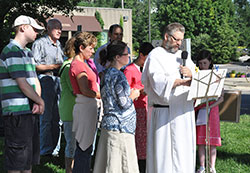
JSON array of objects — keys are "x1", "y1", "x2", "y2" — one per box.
[{"x1": 163, "y1": 40, "x2": 179, "y2": 54}]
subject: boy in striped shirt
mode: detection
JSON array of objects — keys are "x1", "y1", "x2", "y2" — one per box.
[{"x1": 0, "y1": 15, "x2": 45, "y2": 173}]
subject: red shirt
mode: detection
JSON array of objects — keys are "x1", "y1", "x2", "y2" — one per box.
[
  {"x1": 69, "y1": 59, "x2": 98, "y2": 95},
  {"x1": 124, "y1": 63, "x2": 147, "y2": 108}
]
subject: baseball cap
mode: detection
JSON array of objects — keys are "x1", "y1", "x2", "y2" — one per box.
[{"x1": 13, "y1": 15, "x2": 44, "y2": 31}]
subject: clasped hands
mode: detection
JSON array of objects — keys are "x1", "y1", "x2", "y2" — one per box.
[{"x1": 32, "y1": 101, "x2": 45, "y2": 115}]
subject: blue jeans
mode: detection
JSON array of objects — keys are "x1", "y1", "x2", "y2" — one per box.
[
  {"x1": 39, "y1": 75, "x2": 61, "y2": 155},
  {"x1": 73, "y1": 143, "x2": 92, "y2": 173},
  {"x1": 63, "y1": 121, "x2": 76, "y2": 158}
]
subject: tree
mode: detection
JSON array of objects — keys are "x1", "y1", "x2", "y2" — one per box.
[
  {"x1": 209, "y1": 0, "x2": 239, "y2": 63},
  {"x1": 210, "y1": 21, "x2": 239, "y2": 63},
  {"x1": 119, "y1": 15, "x2": 124, "y2": 28},
  {"x1": 234, "y1": 0, "x2": 250, "y2": 47},
  {"x1": 154, "y1": 0, "x2": 238, "y2": 63},
  {"x1": 155, "y1": 0, "x2": 215, "y2": 40},
  {"x1": 78, "y1": 0, "x2": 119, "y2": 7},
  {"x1": 0, "y1": 0, "x2": 83, "y2": 51},
  {"x1": 123, "y1": 0, "x2": 151, "y2": 52},
  {"x1": 94, "y1": 11, "x2": 104, "y2": 50}
]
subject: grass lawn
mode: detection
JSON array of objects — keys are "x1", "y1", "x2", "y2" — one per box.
[
  {"x1": 216, "y1": 114, "x2": 250, "y2": 173},
  {"x1": 0, "y1": 115, "x2": 249, "y2": 173}
]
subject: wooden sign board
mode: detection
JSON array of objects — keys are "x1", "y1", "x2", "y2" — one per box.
[{"x1": 219, "y1": 90, "x2": 241, "y2": 123}]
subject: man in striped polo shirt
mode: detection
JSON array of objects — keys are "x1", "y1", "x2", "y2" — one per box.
[{"x1": 0, "y1": 15, "x2": 45, "y2": 173}]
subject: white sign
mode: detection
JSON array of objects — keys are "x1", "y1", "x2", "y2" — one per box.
[{"x1": 187, "y1": 69, "x2": 227, "y2": 101}]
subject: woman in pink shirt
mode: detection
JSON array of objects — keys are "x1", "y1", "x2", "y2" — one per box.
[{"x1": 68, "y1": 32, "x2": 100, "y2": 173}]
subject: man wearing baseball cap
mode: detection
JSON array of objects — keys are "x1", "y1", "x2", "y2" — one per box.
[
  {"x1": 13, "y1": 15, "x2": 45, "y2": 31},
  {"x1": 0, "y1": 15, "x2": 44, "y2": 173}
]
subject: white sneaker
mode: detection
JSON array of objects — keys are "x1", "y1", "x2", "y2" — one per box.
[
  {"x1": 196, "y1": 166, "x2": 205, "y2": 173},
  {"x1": 210, "y1": 167, "x2": 216, "y2": 173}
]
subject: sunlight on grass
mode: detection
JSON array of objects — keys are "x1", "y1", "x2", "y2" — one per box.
[
  {"x1": 216, "y1": 114, "x2": 250, "y2": 173},
  {"x1": 220, "y1": 114, "x2": 250, "y2": 153},
  {"x1": 45, "y1": 163, "x2": 65, "y2": 173}
]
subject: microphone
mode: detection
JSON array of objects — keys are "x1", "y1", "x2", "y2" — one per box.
[{"x1": 181, "y1": 51, "x2": 188, "y2": 79}]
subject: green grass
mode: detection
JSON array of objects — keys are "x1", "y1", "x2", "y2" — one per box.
[
  {"x1": 0, "y1": 115, "x2": 249, "y2": 173},
  {"x1": 215, "y1": 114, "x2": 250, "y2": 173}
]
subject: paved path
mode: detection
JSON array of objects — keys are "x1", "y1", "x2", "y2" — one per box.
[{"x1": 218, "y1": 62, "x2": 250, "y2": 94}]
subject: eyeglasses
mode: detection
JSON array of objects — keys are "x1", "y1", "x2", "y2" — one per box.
[
  {"x1": 121, "y1": 53, "x2": 129, "y2": 56},
  {"x1": 169, "y1": 34, "x2": 183, "y2": 42}
]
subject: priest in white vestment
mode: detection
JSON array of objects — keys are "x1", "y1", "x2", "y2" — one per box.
[{"x1": 142, "y1": 23, "x2": 196, "y2": 173}]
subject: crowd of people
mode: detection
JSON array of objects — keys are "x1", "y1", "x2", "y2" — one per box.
[{"x1": 0, "y1": 15, "x2": 223, "y2": 173}]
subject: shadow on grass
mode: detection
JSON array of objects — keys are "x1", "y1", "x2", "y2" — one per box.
[
  {"x1": 217, "y1": 150, "x2": 250, "y2": 166},
  {"x1": 0, "y1": 136, "x2": 66, "y2": 173},
  {"x1": 32, "y1": 153, "x2": 65, "y2": 173}
]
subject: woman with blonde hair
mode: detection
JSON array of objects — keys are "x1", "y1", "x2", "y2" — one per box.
[{"x1": 68, "y1": 32, "x2": 100, "y2": 173}]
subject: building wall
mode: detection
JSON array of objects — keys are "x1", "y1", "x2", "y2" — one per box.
[
  {"x1": 56, "y1": 7, "x2": 133, "y2": 53},
  {"x1": 75, "y1": 7, "x2": 132, "y2": 52}
]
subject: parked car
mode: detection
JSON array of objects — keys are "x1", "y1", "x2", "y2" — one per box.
[{"x1": 242, "y1": 48, "x2": 249, "y2": 55}]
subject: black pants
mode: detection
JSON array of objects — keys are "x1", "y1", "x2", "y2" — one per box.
[{"x1": 3, "y1": 114, "x2": 40, "y2": 170}]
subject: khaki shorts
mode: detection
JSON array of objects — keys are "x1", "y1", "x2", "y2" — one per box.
[{"x1": 93, "y1": 129, "x2": 139, "y2": 173}]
